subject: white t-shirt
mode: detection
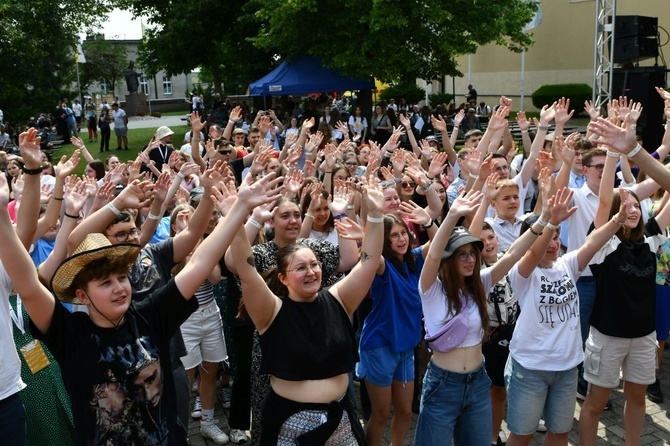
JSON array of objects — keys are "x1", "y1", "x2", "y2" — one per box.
[
  {"x1": 566, "y1": 184, "x2": 599, "y2": 276},
  {"x1": 419, "y1": 269, "x2": 493, "y2": 347},
  {"x1": 112, "y1": 109, "x2": 127, "y2": 129},
  {"x1": 508, "y1": 251, "x2": 583, "y2": 371},
  {"x1": 0, "y1": 263, "x2": 26, "y2": 400}
]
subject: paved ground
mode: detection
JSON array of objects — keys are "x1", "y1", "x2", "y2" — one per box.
[
  {"x1": 127, "y1": 114, "x2": 191, "y2": 129},
  {"x1": 187, "y1": 350, "x2": 670, "y2": 446}
]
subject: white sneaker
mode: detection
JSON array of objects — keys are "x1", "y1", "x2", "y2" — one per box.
[
  {"x1": 218, "y1": 386, "x2": 232, "y2": 409},
  {"x1": 536, "y1": 419, "x2": 547, "y2": 433},
  {"x1": 200, "y1": 419, "x2": 230, "y2": 444},
  {"x1": 191, "y1": 396, "x2": 202, "y2": 419},
  {"x1": 229, "y1": 429, "x2": 249, "y2": 444}
]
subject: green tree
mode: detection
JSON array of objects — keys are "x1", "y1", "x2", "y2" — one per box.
[
  {"x1": 81, "y1": 40, "x2": 127, "y2": 96},
  {"x1": 0, "y1": 0, "x2": 113, "y2": 122},
  {"x1": 122, "y1": 0, "x2": 275, "y2": 95},
  {"x1": 249, "y1": 0, "x2": 537, "y2": 83}
]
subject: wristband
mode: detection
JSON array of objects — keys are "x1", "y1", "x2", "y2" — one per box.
[
  {"x1": 367, "y1": 215, "x2": 384, "y2": 224},
  {"x1": 228, "y1": 120, "x2": 235, "y2": 125},
  {"x1": 192, "y1": 137, "x2": 200, "y2": 142},
  {"x1": 147, "y1": 212, "x2": 161, "y2": 220},
  {"x1": 612, "y1": 214, "x2": 626, "y2": 226},
  {"x1": 324, "y1": 171, "x2": 332, "y2": 174},
  {"x1": 304, "y1": 213, "x2": 315, "y2": 219},
  {"x1": 422, "y1": 219, "x2": 434, "y2": 229},
  {"x1": 64, "y1": 212, "x2": 79, "y2": 219},
  {"x1": 248, "y1": 218, "x2": 263, "y2": 229},
  {"x1": 538, "y1": 125, "x2": 549, "y2": 131},
  {"x1": 606, "y1": 150, "x2": 619, "y2": 158},
  {"x1": 107, "y1": 202, "x2": 121, "y2": 216},
  {"x1": 546, "y1": 222, "x2": 559, "y2": 231},
  {"x1": 176, "y1": 172, "x2": 185, "y2": 179},
  {"x1": 52, "y1": 196, "x2": 64, "y2": 201},
  {"x1": 536, "y1": 219, "x2": 548, "y2": 227},
  {"x1": 333, "y1": 212, "x2": 347, "y2": 220},
  {"x1": 529, "y1": 226, "x2": 543, "y2": 236},
  {"x1": 627, "y1": 143, "x2": 643, "y2": 158},
  {"x1": 420, "y1": 182, "x2": 433, "y2": 192},
  {"x1": 21, "y1": 165, "x2": 43, "y2": 175},
  {"x1": 469, "y1": 173, "x2": 479, "y2": 180},
  {"x1": 346, "y1": 205, "x2": 354, "y2": 210},
  {"x1": 520, "y1": 129, "x2": 529, "y2": 134}
]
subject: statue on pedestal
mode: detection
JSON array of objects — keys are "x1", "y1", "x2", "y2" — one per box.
[{"x1": 125, "y1": 61, "x2": 142, "y2": 94}]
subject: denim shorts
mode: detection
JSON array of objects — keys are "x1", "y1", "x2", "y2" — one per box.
[
  {"x1": 180, "y1": 300, "x2": 228, "y2": 370},
  {"x1": 415, "y1": 359, "x2": 491, "y2": 446},
  {"x1": 583, "y1": 326, "x2": 657, "y2": 388},
  {"x1": 357, "y1": 345, "x2": 414, "y2": 386},
  {"x1": 504, "y1": 356, "x2": 577, "y2": 435}
]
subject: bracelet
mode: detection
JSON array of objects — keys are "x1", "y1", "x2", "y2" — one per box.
[
  {"x1": 426, "y1": 175, "x2": 435, "y2": 181},
  {"x1": 228, "y1": 120, "x2": 235, "y2": 125},
  {"x1": 422, "y1": 218, "x2": 434, "y2": 229},
  {"x1": 612, "y1": 214, "x2": 626, "y2": 226},
  {"x1": 606, "y1": 150, "x2": 619, "y2": 158},
  {"x1": 107, "y1": 202, "x2": 121, "y2": 216},
  {"x1": 248, "y1": 218, "x2": 263, "y2": 229},
  {"x1": 520, "y1": 129, "x2": 529, "y2": 134},
  {"x1": 346, "y1": 205, "x2": 354, "y2": 210},
  {"x1": 305, "y1": 152, "x2": 313, "y2": 157},
  {"x1": 367, "y1": 215, "x2": 384, "y2": 224},
  {"x1": 538, "y1": 125, "x2": 549, "y2": 131},
  {"x1": 536, "y1": 218, "x2": 548, "y2": 227},
  {"x1": 546, "y1": 222, "x2": 559, "y2": 231},
  {"x1": 304, "y1": 213, "x2": 315, "y2": 219},
  {"x1": 324, "y1": 171, "x2": 332, "y2": 174},
  {"x1": 21, "y1": 165, "x2": 43, "y2": 175},
  {"x1": 64, "y1": 212, "x2": 79, "y2": 219},
  {"x1": 469, "y1": 173, "x2": 480, "y2": 180},
  {"x1": 176, "y1": 172, "x2": 185, "y2": 179},
  {"x1": 147, "y1": 212, "x2": 161, "y2": 220},
  {"x1": 192, "y1": 138, "x2": 200, "y2": 142},
  {"x1": 627, "y1": 143, "x2": 643, "y2": 158},
  {"x1": 52, "y1": 196, "x2": 64, "y2": 201},
  {"x1": 529, "y1": 226, "x2": 543, "y2": 236},
  {"x1": 420, "y1": 182, "x2": 433, "y2": 192},
  {"x1": 333, "y1": 212, "x2": 347, "y2": 220}
]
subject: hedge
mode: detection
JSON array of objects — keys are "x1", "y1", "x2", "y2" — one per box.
[{"x1": 531, "y1": 84, "x2": 592, "y2": 115}]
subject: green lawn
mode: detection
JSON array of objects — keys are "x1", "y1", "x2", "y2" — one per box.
[{"x1": 55, "y1": 125, "x2": 190, "y2": 176}]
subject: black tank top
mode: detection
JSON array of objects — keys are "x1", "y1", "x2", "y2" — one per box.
[{"x1": 260, "y1": 290, "x2": 358, "y2": 380}]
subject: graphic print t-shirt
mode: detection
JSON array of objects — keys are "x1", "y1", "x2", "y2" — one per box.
[{"x1": 32, "y1": 279, "x2": 196, "y2": 445}]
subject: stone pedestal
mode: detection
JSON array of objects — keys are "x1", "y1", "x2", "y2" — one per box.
[{"x1": 125, "y1": 92, "x2": 149, "y2": 117}]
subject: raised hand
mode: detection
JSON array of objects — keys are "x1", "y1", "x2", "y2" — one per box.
[
  {"x1": 588, "y1": 118, "x2": 637, "y2": 154},
  {"x1": 483, "y1": 172, "x2": 501, "y2": 202},
  {"x1": 64, "y1": 178, "x2": 89, "y2": 216},
  {"x1": 584, "y1": 100, "x2": 600, "y2": 120},
  {"x1": 539, "y1": 102, "x2": 557, "y2": 126},
  {"x1": 624, "y1": 101, "x2": 643, "y2": 126},
  {"x1": 56, "y1": 150, "x2": 81, "y2": 179},
  {"x1": 362, "y1": 175, "x2": 384, "y2": 215},
  {"x1": 431, "y1": 115, "x2": 447, "y2": 133},
  {"x1": 237, "y1": 172, "x2": 285, "y2": 210},
  {"x1": 154, "y1": 171, "x2": 171, "y2": 203},
  {"x1": 399, "y1": 113, "x2": 411, "y2": 129},
  {"x1": 200, "y1": 160, "x2": 228, "y2": 190},
  {"x1": 18, "y1": 128, "x2": 43, "y2": 168},
  {"x1": 301, "y1": 117, "x2": 315, "y2": 131},
  {"x1": 329, "y1": 183, "x2": 353, "y2": 215},
  {"x1": 453, "y1": 109, "x2": 465, "y2": 127},
  {"x1": 399, "y1": 200, "x2": 431, "y2": 226},
  {"x1": 229, "y1": 106, "x2": 242, "y2": 123},
  {"x1": 334, "y1": 217, "x2": 363, "y2": 241},
  {"x1": 91, "y1": 182, "x2": 116, "y2": 211},
  {"x1": 211, "y1": 179, "x2": 238, "y2": 217},
  {"x1": 190, "y1": 111, "x2": 205, "y2": 133},
  {"x1": 549, "y1": 187, "x2": 577, "y2": 224},
  {"x1": 554, "y1": 97, "x2": 574, "y2": 126},
  {"x1": 428, "y1": 152, "x2": 448, "y2": 179},
  {"x1": 516, "y1": 111, "x2": 530, "y2": 131},
  {"x1": 70, "y1": 136, "x2": 86, "y2": 149},
  {"x1": 449, "y1": 190, "x2": 483, "y2": 218},
  {"x1": 0, "y1": 174, "x2": 9, "y2": 208},
  {"x1": 116, "y1": 180, "x2": 155, "y2": 210},
  {"x1": 391, "y1": 149, "x2": 406, "y2": 175},
  {"x1": 284, "y1": 169, "x2": 304, "y2": 196}
]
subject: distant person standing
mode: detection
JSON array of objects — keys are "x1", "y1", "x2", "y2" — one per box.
[
  {"x1": 466, "y1": 84, "x2": 478, "y2": 108},
  {"x1": 98, "y1": 108, "x2": 112, "y2": 152},
  {"x1": 72, "y1": 99, "x2": 82, "y2": 130},
  {"x1": 111, "y1": 102, "x2": 128, "y2": 151}
]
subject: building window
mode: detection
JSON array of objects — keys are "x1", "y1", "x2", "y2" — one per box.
[
  {"x1": 140, "y1": 76, "x2": 149, "y2": 95},
  {"x1": 162, "y1": 76, "x2": 172, "y2": 95},
  {"x1": 100, "y1": 82, "x2": 108, "y2": 93}
]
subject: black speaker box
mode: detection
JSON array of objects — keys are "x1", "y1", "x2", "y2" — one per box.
[
  {"x1": 615, "y1": 15, "x2": 658, "y2": 38},
  {"x1": 612, "y1": 67, "x2": 667, "y2": 151},
  {"x1": 613, "y1": 36, "x2": 659, "y2": 63}
]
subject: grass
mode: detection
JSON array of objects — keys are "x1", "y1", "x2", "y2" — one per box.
[{"x1": 55, "y1": 125, "x2": 190, "y2": 176}]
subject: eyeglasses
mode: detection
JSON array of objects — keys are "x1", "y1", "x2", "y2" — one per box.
[
  {"x1": 585, "y1": 164, "x2": 605, "y2": 172},
  {"x1": 344, "y1": 162, "x2": 358, "y2": 167},
  {"x1": 574, "y1": 151, "x2": 586, "y2": 157},
  {"x1": 286, "y1": 261, "x2": 322, "y2": 276},
  {"x1": 456, "y1": 251, "x2": 477, "y2": 262},
  {"x1": 217, "y1": 149, "x2": 232, "y2": 155},
  {"x1": 389, "y1": 230, "x2": 409, "y2": 241},
  {"x1": 110, "y1": 227, "x2": 140, "y2": 243},
  {"x1": 401, "y1": 181, "x2": 416, "y2": 188}
]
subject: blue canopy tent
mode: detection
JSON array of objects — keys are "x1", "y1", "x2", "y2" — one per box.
[{"x1": 248, "y1": 57, "x2": 374, "y2": 96}]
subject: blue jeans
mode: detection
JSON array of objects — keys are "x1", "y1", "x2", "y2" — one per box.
[
  {"x1": 0, "y1": 392, "x2": 26, "y2": 445},
  {"x1": 577, "y1": 276, "x2": 596, "y2": 346},
  {"x1": 415, "y1": 360, "x2": 491, "y2": 446}
]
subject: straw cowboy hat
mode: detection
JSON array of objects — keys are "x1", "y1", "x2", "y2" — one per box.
[
  {"x1": 155, "y1": 126, "x2": 174, "y2": 141},
  {"x1": 51, "y1": 233, "x2": 141, "y2": 303}
]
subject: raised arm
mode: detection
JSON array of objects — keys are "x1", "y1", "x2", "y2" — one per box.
[
  {"x1": 518, "y1": 103, "x2": 556, "y2": 187},
  {"x1": 16, "y1": 129, "x2": 43, "y2": 250},
  {"x1": 431, "y1": 115, "x2": 457, "y2": 166},
  {"x1": 330, "y1": 176, "x2": 384, "y2": 316},
  {"x1": 70, "y1": 136, "x2": 95, "y2": 163},
  {"x1": 189, "y1": 112, "x2": 207, "y2": 172},
  {"x1": 420, "y1": 190, "x2": 483, "y2": 293},
  {"x1": 469, "y1": 172, "x2": 499, "y2": 238}
]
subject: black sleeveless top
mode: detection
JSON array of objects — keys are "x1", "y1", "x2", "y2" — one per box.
[{"x1": 259, "y1": 290, "x2": 358, "y2": 380}]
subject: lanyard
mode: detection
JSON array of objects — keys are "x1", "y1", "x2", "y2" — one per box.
[
  {"x1": 158, "y1": 145, "x2": 169, "y2": 164},
  {"x1": 9, "y1": 296, "x2": 25, "y2": 335}
]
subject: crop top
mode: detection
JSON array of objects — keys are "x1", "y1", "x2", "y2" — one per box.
[{"x1": 259, "y1": 290, "x2": 358, "y2": 381}]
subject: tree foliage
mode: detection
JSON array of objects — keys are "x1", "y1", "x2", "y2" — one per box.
[
  {"x1": 0, "y1": 0, "x2": 113, "y2": 122},
  {"x1": 81, "y1": 40, "x2": 127, "y2": 96},
  {"x1": 249, "y1": 0, "x2": 537, "y2": 83},
  {"x1": 121, "y1": 0, "x2": 276, "y2": 95}
]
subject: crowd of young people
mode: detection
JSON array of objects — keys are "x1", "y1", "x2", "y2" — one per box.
[{"x1": 0, "y1": 89, "x2": 670, "y2": 446}]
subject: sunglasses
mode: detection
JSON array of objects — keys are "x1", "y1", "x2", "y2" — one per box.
[
  {"x1": 217, "y1": 149, "x2": 232, "y2": 155},
  {"x1": 401, "y1": 181, "x2": 416, "y2": 188}
]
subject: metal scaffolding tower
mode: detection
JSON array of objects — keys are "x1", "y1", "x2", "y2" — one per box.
[{"x1": 592, "y1": 0, "x2": 617, "y2": 111}]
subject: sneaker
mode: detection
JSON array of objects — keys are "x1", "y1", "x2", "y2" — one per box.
[
  {"x1": 116, "y1": 146, "x2": 122, "y2": 151},
  {"x1": 191, "y1": 396, "x2": 202, "y2": 419},
  {"x1": 577, "y1": 376, "x2": 588, "y2": 401},
  {"x1": 536, "y1": 419, "x2": 547, "y2": 433},
  {"x1": 200, "y1": 419, "x2": 229, "y2": 444},
  {"x1": 229, "y1": 429, "x2": 249, "y2": 444},
  {"x1": 494, "y1": 435, "x2": 506, "y2": 445},
  {"x1": 604, "y1": 399, "x2": 613, "y2": 411},
  {"x1": 647, "y1": 378, "x2": 664, "y2": 403},
  {"x1": 218, "y1": 386, "x2": 232, "y2": 409}
]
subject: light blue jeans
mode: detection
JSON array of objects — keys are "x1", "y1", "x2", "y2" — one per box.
[{"x1": 415, "y1": 359, "x2": 491, "y2": 446}]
